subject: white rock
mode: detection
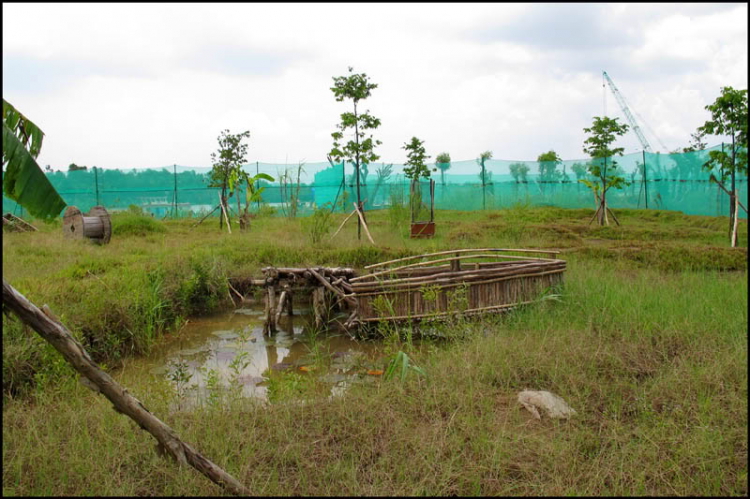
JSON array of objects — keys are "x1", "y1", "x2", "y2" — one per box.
[{"x1": 517, "y1": 390, "x2": 577, "y2": 420}]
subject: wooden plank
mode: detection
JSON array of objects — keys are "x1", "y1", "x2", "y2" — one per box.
[
  {"x1": 352, "y1": 268, "x2": 565, "y2": 297},
  {"x1": 353, "y1": 253, "x2": 560, "y2": 282},
  {"x1": 363, "y1": 247, "x2": 561, "y2": 270}
]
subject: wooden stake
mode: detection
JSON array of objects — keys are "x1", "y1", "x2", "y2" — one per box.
[
  {"x1": 330, "y1": 208, "x2": 357, "y2": 240},
  {"x1": 353, "y1": 203, "x2": 375, "y2": 244},
  {"x1": 731, "y1": 192, "x2": 739, "y2": 247},
  {"x1": 192, "y1": 204, "x2": 221, "y2": 227},
  {"x1": 274, "y1": 291, "x2": 287, "y2": 328},
  {"x1": 219, "y1": 193, "x2": 231, "y2": 234},
  {"x1": 2, "y1": 279, "x2": 251, "y2": 496},
  {"x1": 710, "y1": 174, "x2": 748, "y2": 214},
  {"x1": 265, "y1": 286, "x2": 276, "y2": 334},
  {"x1": 606, "y1": 206, "x2": 620, "y2": 226}
]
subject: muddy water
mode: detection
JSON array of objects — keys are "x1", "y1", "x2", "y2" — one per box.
[{"x1": 141, "y1": 301, "x2": 380, "y2": 408}]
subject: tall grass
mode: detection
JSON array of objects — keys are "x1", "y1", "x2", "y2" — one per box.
[{"x1": 2, "y1": 206, "x2": 747, "y2": 496}]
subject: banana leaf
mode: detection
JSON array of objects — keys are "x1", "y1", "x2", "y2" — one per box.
[{"x1": 2, "y1": 100, "x2": 66, "y2": 220}]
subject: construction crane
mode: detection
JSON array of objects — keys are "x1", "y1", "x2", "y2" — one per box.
[{"x1": 602, "y1": 71, "x2": 669, "y2": 153}]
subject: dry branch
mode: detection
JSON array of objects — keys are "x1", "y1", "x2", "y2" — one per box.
[{"x1": 1, "y1": 278, "x2": 250, "y2": 496}]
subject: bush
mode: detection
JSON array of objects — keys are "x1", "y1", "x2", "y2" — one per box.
[
  {"x1": 301, "y1": 203, "x2": 334, "y2": 245},
  {"x1": 111, "y1": 212, "x2": 167, "y2": 236}
]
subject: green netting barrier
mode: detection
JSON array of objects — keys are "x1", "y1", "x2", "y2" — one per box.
[{"x1": 3, "y1": 144, "x2": 747, "y2": 220}]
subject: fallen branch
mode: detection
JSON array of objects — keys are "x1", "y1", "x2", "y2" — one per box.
[{"x1": 1, "y1": 278, "x2": 250, "y2": 496}]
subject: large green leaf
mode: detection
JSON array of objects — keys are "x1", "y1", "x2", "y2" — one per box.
[{"x1": 2, "y1": 101, "x2": 66, "y2": 220}]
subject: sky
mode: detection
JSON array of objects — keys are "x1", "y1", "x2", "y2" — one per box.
[{"x1": 3, "y1": 2, "x2": 748, "y2": 172}]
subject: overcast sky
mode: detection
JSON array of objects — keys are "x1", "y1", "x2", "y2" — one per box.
[{"x1": 3, "y1": 2, "x2": 748, "y2": 171}]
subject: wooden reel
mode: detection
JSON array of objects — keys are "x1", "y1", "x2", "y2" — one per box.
[{"x1": 63, "y1": 205, "x2": 112, "y2": 244}]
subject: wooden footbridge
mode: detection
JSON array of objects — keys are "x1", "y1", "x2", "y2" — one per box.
[{"x1": 254, "y1": 248, "x2": 566, "y2": 334}]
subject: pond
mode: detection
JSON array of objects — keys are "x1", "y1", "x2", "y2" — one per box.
[{"x1": 141, "y1": 301, "x2": 384, "y2": 410}]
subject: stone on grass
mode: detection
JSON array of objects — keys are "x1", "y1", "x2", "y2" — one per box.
[{"x1": 517, "y1": 390, "x2": 577, "y2": 420}]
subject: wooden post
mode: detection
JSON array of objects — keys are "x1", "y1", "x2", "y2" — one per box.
[
  {"x1": 312, "y1": 287, "x2": 325, "y2": 328},
  {"x1": 731, "y1": 192, "x2": 739, "y2": 248},
  {"x1": 274, "y1": 290, "x2": 287, "y2": 328},
  {"x1": 266, "y1": 285, "x2": 276, "y2": 334},
  {"x1": 286, "y1": 290, "x2": 293, "y2": 317},
  {"x1": 2, "y1": 279, "x2": 251, "y2": 496}
]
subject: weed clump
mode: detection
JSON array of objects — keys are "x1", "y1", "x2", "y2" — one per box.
[{"x1": 111, "y1": 206, "x2": 167, "y2": 236}]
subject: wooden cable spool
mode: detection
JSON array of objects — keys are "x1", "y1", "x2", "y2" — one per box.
[{"x1": 63, "y1": 205, "x2": 112, "y2": 244}]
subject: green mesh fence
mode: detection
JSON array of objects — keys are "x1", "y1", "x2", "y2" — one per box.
[{"x1": 3, "y1": 144, "x2": 747, "y2": 220}]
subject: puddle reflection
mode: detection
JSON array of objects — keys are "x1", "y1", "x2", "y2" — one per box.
[{"x1": 142, "y1": 303, "x2": 377, "y2": 409}]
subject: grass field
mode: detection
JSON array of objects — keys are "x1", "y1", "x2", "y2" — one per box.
[{"x1": 2, "y1": 205, "x2": 748, "y2": 495}]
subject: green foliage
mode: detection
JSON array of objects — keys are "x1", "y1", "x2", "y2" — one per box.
[
  {"x1": 209, "y1": 129, "x2": 250, "y2": 192},
  {"x1": 245, "y1": 172, "x2": 275, "y2": 209},
  {"x1": 402, "y1": 136, "x2": 432, "y2": 181},
  {"x1": 177, "y1": 257, "x2": 227, "y2": 315},
  {"x1": 509, "y1": 162, "x2": 530, "y2": 183},
  {"x1": 111, "y1": 211, "x2": 167, "y2": 236},
  {"x1": 384, "y1": 350, "x2": 426, "y2": 383},
  {"x1": 536, "y1": 150, "x2": 563, "y2": 183},
  {"x1": 582, "y1": 116, "x2": 631, "y2": 204},
  {"x1": 2, "y1": 99, "x2": 67, "y2": 220},
  {"x1": 329, "y1": 67, "x2": 382, "y2": 187},
  {"x1": 435, "y1": 152, "x2": 451, "y2": 185},
  {"x1": 301, "y1": 202, "x2": 335, "y2": 245},
  {"x1": 570, "y1": 162, "x2": 588, "y2": 180},
  {"x1": 477, "y1": 150, "x2": 493, "y2": 185},
  {"x1": 697, "y1": 86, "x2": 748, "y2": 181}
]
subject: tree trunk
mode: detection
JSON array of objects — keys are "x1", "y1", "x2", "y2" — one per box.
[{"x1": 1, "y1": 279, "x2": 250, "y2": 496}]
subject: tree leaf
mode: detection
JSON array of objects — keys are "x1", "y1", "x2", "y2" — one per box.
[{"x1": 2, "y1": 121, "x2": 66, "y2": 220}]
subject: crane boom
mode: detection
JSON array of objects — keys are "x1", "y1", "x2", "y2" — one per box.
[{"x1": 602, "y1": 71, "x2": 662, "y2": 153}]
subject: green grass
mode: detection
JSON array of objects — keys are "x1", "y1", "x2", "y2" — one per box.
[{"x1": 2, "y1": 206, "x2": 748, "y2": 495}]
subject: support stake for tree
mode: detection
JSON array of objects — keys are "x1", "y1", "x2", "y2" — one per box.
[
  {"x1": 353, "y1": 202, "x2": 375, "y2": 244},
  {"x1": 219, "y1": 192, "x2": 231, "y2": 234},
  {"x1": 192, "y1": 204, "x2": 221, "y2": 227},
  {"x1": 1, "y1": 279, "x2": 251, "y2": 496},
  {"x1": 731, "y1": 192, "x2": 739, "y2": 248}
]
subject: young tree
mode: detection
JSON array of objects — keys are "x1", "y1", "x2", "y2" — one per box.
[
  {"x1": 695, "y1": 86, "x2": 748, "y2": 243},
  {"x1": 435, "y1": 152, "x2": 451, "y2": 186},
  {"x1": 329, "y1": 66, "x2": 382, "y2": 241},
  {"x1": 208, "y1": 129, "x2": 250, "y2": 229},
  {"x1": 509, "y1": 162, "x2": 530, "y2": 184},
  {"x1": 536, "y1": 150, "x2": 562, "y2": 194},
  {"x1": 477, "y1": 150, "x2": 493, "y2": 209},
  {"x1": 403, "y1": 137, "x2": 433, "y2": 221},
  {"x1": 2, "y1": 99, "x2": 66, "y2": 220},
  {"x1": 582, "y1": 116, "x2": 630, "y2": 225}
]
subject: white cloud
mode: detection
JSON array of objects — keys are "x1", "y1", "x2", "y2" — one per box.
[{"x1": 2, "y1": 3, "x2": 747, "y2": 171}]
